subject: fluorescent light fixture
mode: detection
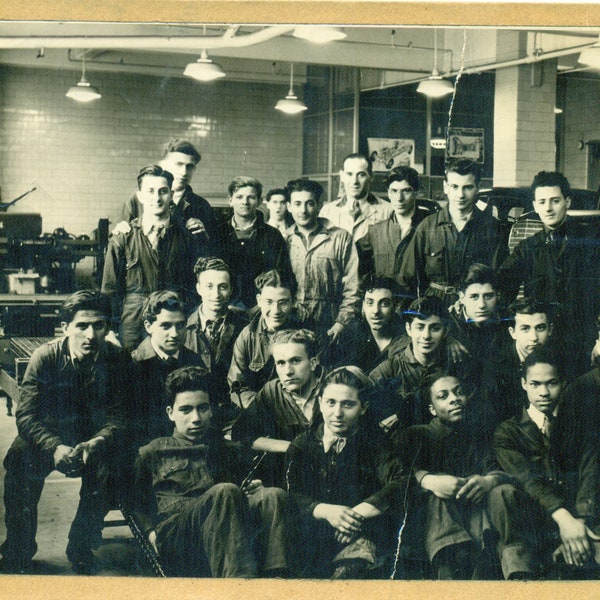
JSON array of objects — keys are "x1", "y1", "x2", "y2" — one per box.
[
  {"x1": 66, "y1": 52, "x2": 101, "y2": 102},
  {"x1": 184, "y1": 49, "x2": 226, "y2": 82},
  {"x1": 293, "y1": 26, "x2": 346, "y2": 44},
  {"x1": 554, "y1": 106, "x2": 563, "y2": 114},
  {"x1": 275, "y1": 63, "x2": 307, "y2": 114}
]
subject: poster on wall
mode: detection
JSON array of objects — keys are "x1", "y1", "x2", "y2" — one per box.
[
  {"x1": 447, "y1": 127, "x2": 485, "y2": 163},
  {"x1": 367, "y1": 137, "x2": 415, "y2": 171}
]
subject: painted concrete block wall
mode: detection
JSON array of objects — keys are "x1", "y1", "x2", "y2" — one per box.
[
  {"x1": 0, "y1": 65, "x2": 303, "y2": 236},
  {"x1": 494, "y1": 61, "x2": 557, "y2": 186}
]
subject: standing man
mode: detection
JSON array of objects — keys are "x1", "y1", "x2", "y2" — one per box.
[
  {"x1": 0, "y1": 291, "x2": 130, "y2": 574},
  {"x1": 357, "y1": 166, "x2": 437, "y2": 280},
  {"x1": 285, "y1": 178, "x2": 360, "y2": 343},
  {"x1": 399, "y1": 159, "x2": 509, "y2": 308},
  {"x1": 497, "y1": 171, "x2": 600, "y2": 372},
  {"x1": 319, "y1": 153, "x2": 393, "y2": 242},
  {"x1": 118, "y1": 139, "x2": 217, "y2": 256},
  {"x1": 216, "y1": 176, "x2": 293, "y2": 310},
  {"x1": 102, "y1": 165, "x2": 195, "y2": 350}
]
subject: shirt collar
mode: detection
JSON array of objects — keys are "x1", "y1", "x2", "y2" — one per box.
[
  {"x1": 198, "y1": 305, "x2": 227, "y2": 331},
  {"x1": 142, "y1": 216, "x2": 170, "y2": 236},
  {"x1": 231, "y1": 215, "x2": 257, "y2": 231},
  {"x1": 527, "y1": 403, "x2": 558, "y2": 431},
  {"x1": 150, "y1": 338, "x2": 180, "y2": 361}
]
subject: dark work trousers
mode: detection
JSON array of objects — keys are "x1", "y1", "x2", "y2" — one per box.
[
  {"x1": 1, "y1": 435, "x2": 110, "y2": 565},
  {"x1": 425, "y1": 483, "x2": 536, "y2": 579},
  {"x1": 156, "y1": 483, "x2": 287, "y2": 577}
]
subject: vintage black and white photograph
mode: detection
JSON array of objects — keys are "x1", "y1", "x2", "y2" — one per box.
[{"x1": 0, "y1": 16, "x2": 600, "y2": 590}]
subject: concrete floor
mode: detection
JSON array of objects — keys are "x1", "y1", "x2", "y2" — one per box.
[{"x1": 0, "y1": 394, "x2": 153, "y2": 577}]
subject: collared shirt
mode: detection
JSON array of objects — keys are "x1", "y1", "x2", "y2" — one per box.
[
  {"x1": 319, "y1": 192, "x2": 393, "y2": 241},
  {"x1": 150, "y1": 338, "x2": 180, "y2": 362},
  {"x1": 198, "y1": 305, "x2": 226, "y2": 335},
  {"x1": 291, "y1": 221, "x2": 323, "y2": 251},
  {"x1": 527, "y1": 403, "x2": 559, "y2": 433},
  {"x1": 142, "y1": 217, "x2": 170, "y2": 237},
  {"x1": 286, "y1": 377, "x2": 320, "y2": 422},
  {"x1": 322, "y1": 425, "x2": 348, "y2": 454},
  {"x1": 231, "y1": 216, "x2": 257, "y2": 232}
]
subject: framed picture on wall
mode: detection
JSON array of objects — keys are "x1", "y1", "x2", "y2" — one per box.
[
  {"x1": 367, "y1": 137, "x2": 415, "y2": 171},
  {"x1": 447, "y1": 127, "x2": 485, "y2": 163}
]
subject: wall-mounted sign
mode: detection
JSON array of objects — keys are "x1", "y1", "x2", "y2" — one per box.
[
  {"x1": 430, "y1": 138, "x2": 447, "y2": 149},
  {"x1": 447, "y1": 127, "x2": 484, "y2": 164},
  {"x1": 367, "y1": 137, "x2": 414, "y2": 171}
]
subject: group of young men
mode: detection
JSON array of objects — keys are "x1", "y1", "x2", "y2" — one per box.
[{"x1": 2, "y1": 137, "x2": 600, "y2": 581}]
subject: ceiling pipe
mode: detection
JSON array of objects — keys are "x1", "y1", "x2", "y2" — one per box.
[
  {"x1": 362, "y1": 40, "x2": 599, "y2": 92},
  {"x1": 0, "y1": 25, "x2": 295, "y2": 50}
]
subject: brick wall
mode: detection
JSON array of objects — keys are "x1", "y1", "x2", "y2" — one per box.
[{"x1": 0, "y1": 65, "x2": 303, "y2": 236}]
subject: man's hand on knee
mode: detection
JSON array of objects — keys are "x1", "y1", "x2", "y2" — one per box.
[{"x1": 54, "y1": 444, "x2": 81, "y2": 476}]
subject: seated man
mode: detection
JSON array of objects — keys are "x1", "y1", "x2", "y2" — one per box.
[
  {"x1": 0, "y1": 291, "x2": 131, "y2": 574},
  {"x1": 130, "y1": 290, "x2": 204, "y2": 447},
  {"x1": 395, "y1": 372, "x2": 536, "y2": 580},
  {"x1": 369, "y1": 296, "x2": 472, "y2": 433},
  {"x1": 131, "y1": 366, "x2": 289, "y2": 578},
  {"x1": 184, "y1": 256, "x2": 249, "y2": 408},
  {"x1": 494, "y1": 348, "x2": 600, "y2": 575},
  {"x1": 285, "y1": 366, "x2": 402, "y2": 579},
  {"x1": 327, "y1": 274, "x2": 405, "y2": 372},
  {"x1": 482, "y1": 298, "x2": 558, "y2": 425},
  {"x1": 227, "y1": 269, "x2": 311, "y2": 408},
  {"x1": 102, "y1": 164, "x2": 195, "y2": 350},
  {"x1": 232, "y1": 329, "x2": 324, "y2": 487},
  {"x1": 448, "y1": 263, "x2": 509, "y2": 363}
]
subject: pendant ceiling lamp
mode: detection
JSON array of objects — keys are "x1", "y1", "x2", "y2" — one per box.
[
  {"x1": 184, "y1": 49, "x2": 226, "y2": 82},
  {"x1": 275, "y1": 63, "x2": 307, "y2": 115},
  {"x1": 417, "y1": 29, "x2": 454, "y2": 99},
  {"x1": 293, "y1": 26, "x2": 347, "y2": 44},
  {"x1": 66, "y1": 52, "x2": 102, "y2": 103}
]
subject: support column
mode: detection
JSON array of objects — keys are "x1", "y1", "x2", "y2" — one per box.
[{"x1": 494, "y1": 31, "x2": 557, "y2": 186}]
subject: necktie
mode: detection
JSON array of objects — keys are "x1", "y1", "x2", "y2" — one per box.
[
  {"x1": 349, "y1": 200, "x2": 361, "y2": 222},
  {"x1": 205, "y1": 318, "x2": 224, "y2": 350},
  {"x1": 542, "y1": 414, "x2": 554, "y2": 440},
  {"x1": 148, "y1": 224, "x2": 165, "y2": 251},
  {"x1": 164, "y1": 356, "x2": 178, "y2": 370}
]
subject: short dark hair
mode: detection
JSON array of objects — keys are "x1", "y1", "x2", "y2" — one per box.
[
  {"x1": 228, "y1": 176, "x2": 262, "y2": 198},
  {"x1": 404, "y1": 296, "x2": 448, "y2": 325},
  {"x1": 385, "y1": 166, "x2": 420, "y2": 191},
  {"x1": 165, "y1": 366, "x2": 212, "y2": 407},
  {"x1": 254, "y1": 269, "x2": 297, "y2": 297},
  {"x1": 162, "y1": 139, "x2": 201, "y2": 164},
  {"x1": 270, "y1": 328, "x2": 319, "y2": 359},
  {"x1": 531, "y1": 171, "x2": 571, "y2": 200},
  {"x1": 421, "y1": 370, "x2": 462, "y2": 405},
  {"x1": 59, "y1": 290, "x2": 112, "y2": 324},
  {"x1": 445, "y1": 158, "x2": 482, "y2": 186},
  {"x1": 522, "y1": 347, "x2": 565, "y2": 381},
  {"x1": 508, "y1": 297, "x2": 556, "y2": 324},
  {"x1": 341, "y1": 152, "x2": 372, "y2": 175},
  {"x1": 458, "y1": 263, "x2": 498, "y2": 293},
  {"x1": 286, "y1": 178, "x2": 324, "y2": 203},
  {"x1": 137, "y1": 164, "x2": 174, "y2": 190},
  {"x1": 193, "y1": 256, "x2": 231, "y2": 281},
  {"x1": 266, "y1": 188, "x2": 289, "y2": 203},
  {"x1": 359, "y1": 273, "x2": 401, "y2": 300},
  {"x1": 142, "y1": 290, "x2": 185, "y2": 324},
  {"x1": 320, "y1": 365, "x2": 375, "y2": 406}
]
